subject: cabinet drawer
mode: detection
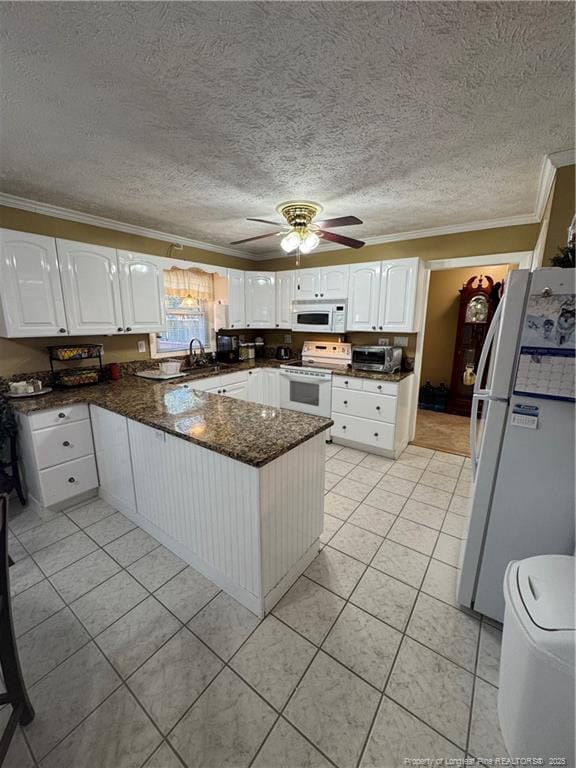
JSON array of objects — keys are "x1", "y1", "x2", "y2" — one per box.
[
  {"x1": 362, "y1": 379, "x2": 398, "y2": 396},
  {"x1": 33, "y1": 420, "x2": 94, "y2": 470},
  {"x1": 184, "y1": 376, "x2": 220, "y2": 392},
  {"x1": 29, "y1": 404, "x2": 90, "y2": 431},
  {"x1": 331, "y1": 413, "x2": 395, "y2": 450},
  {"x1": 332, "y1": 375, "x2": 363, "y2": 392},
  {"x1": 39, "y1": 455, "x2": 98, "y2": 507},
  {"x1": 332, "y1": 388, "x2": 396, "y2": 423},
  {"x1": 219, "y1": 371, "x2": 248, "y2": 387}
]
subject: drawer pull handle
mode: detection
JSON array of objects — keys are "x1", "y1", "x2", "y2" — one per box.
[
  {"x1": 376, "y1": 406, "x2": 381, "y2": 411},
  {"x1": 117, "y1": 327, "x2": 123, "y2": 332},
  {"x1": 62, "y1": 440, "x2": 71, "y2": 447},
  {"x1": 68, "y1": 477, "x2": 76, "y2": 483},
  {"x1": 125, "y1": 327, "x2": 132, "y2": 332},
  {"x1": 377, "y1": 385, "x2": 382, "y2": 390},
  {"x1": 342, "y1": 425, "x2": 347, "y2": 430},
  {"x1": 58, "y1": 413, "x2": 66, "y2": 419},
  {"x1": 343, "y1": 400, "x2": 348, "y2": 405},
  {"x1": 59, "y1": 328, "x2": 67, "y2": 334},
  {"x1": 372, "y1": 325, "x2": 376, "y2": 330},
  {"x1": 374, "y1": 432, "x2": 379, "y2": 437},
  {"x1": 222, "y1": 389, "x2": 226, "y2": 393},
  {"x1": 344, "y1": 381, "x2": 348, "y2": 385}
]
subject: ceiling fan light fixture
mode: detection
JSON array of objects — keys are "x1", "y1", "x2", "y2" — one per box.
[
  {"x1": 300, "y1": 231, "x2": 320, "y2": 254},
  {"x1": 281, "y1": 231, "x2": 300, "y2": 253}
]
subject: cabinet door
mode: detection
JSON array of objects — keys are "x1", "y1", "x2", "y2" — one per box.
[
  {"x1": 263, "y1": 369, "x2": 280, "y2": 408},
  {"x1": 320, "y1": 265, "x2": 349, "y2": 299},
  {"x1": 347, "y1": 262, "x2": 381, "y2": 331},
  {"x1": 378, "y1": 258, "x2": 419, "y2": 332},
  {"x1": 245, "y1": 272, "x2": 275, "y2": 329},
  {"x1": 0, "y1": 229, "x2": 67, "y2": 337},
  {"x1": 294, "y1": 268, "x2": 321, "y2": 300},
  {"x1": 118, "y1": 251, "x2": 165, "y2": 333},
  {"x1": 275, "y1": 271, "x2": 294, "y2": 328},
  {"x1": 221, "y1": 381, "x2": 247, "y2": 400},
  {"x1": 228, "y1": 269, "x2": 246, "y2": 329},
  {"x1": 57, "y1": 240, "x2": 123, "y2": 335},
  {"x1": 90, "y1": 405, "x2": 136, "y2": 515},
  {"x1": 246, "y1": 369, "x2": 265, "y2": 403}
]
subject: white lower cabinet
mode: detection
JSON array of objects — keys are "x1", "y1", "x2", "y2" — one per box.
[
  {"x1": 17, "y1": 405, "x2": 98, "y2": 510},
  {"x1": 90, "y1": 405, "x2": 136, "y2": 515},
  {"x1": 331, "y1": 374, "x2": 413, "y2": 458}
]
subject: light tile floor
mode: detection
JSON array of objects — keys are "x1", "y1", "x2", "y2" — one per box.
[{"x1": 2, "y1": 445, "x2": 508, "y2": 768}]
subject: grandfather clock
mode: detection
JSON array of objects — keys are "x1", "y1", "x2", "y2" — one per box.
[{"x1": 447, "y1": 275, "x2": 496, "y2": 416}]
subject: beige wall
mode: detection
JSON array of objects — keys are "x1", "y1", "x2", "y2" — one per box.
[
  {"x1": 420, "y1": 264, "x2": 513, "y2": 387},
  {"x1": 542, "y1": 164, "x2": 575, "y2": 265},
  {"x1": 258, "y1": 223, "x2": 538, "y2": 271}
]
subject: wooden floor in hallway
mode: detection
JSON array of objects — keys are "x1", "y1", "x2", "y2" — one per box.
[{"x1": 412, "y1": 409, "x2": 472, "y2": 457}]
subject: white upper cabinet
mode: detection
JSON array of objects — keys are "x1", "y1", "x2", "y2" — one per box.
[
  {"x1": 294, "y1": 268, "x2": 321, "y2": 300},
  {"x1": 245, "y1": 271, "x2": 275, "y2": 328},
  {"x1": 378, "y1": 257, "x2": 419, "y2": 332},
  {"x1": 118, "y1": 251, "x2": 165, "y2": 333},
  {"x1": 57, "y1": 239, "x2": 124, "y2": 335},
  {"x1": 275, "y1": 270, "x2": 293, "y2": 328},
  {"x1": 320, "y1": 265, "x2": 349, "y2": 299},
  {"x1": 347, "y1": 262, "x2": 382, "y2": 331},
  {"x1": 227, "y1": 269, "x2": 246, "y2": 329},
  {"x1": 294, "y1": 266, "x2": 349, "y2": 301},
  {"x1": 0, "y1": 229, "x2": 68, "y2": 337}
]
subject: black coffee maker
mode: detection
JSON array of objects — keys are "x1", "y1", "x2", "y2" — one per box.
[{"x1": 216, "y1": 333, "x2": 240, "y2": 363}]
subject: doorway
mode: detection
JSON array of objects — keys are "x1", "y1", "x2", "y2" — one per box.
[{"x1": 412, "y1": 261, "x2": 517, "y2": 455}]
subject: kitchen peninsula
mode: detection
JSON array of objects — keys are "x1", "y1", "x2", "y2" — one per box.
[{"x1": 8, "y1": 370, "x2": 332, "y2": 617}]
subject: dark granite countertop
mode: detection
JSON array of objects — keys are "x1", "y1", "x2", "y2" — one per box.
[
  {"x1": 329, "y1": 367, "x2": 413, "y2": 382},
  {"x1": 5, "y1": 367, "x2": 332, "y2": 468}
]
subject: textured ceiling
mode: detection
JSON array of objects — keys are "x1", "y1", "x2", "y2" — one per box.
[{"x1": 0, "y1": 1, "x2": 574, "y2": 254}]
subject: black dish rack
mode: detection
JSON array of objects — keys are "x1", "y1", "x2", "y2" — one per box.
[{"x1": 47, "y1": 344, "x2": 104, "y2": 388}]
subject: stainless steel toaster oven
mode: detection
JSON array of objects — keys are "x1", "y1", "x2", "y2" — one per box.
[{"x1": 351, "y1": 345, "x2": 402, "y2": 373}]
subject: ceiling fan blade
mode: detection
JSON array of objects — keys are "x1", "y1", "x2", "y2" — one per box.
[
  {"x1": 314, "y1": 215, "x2": 363, "y2": 228},
  {"x1": 318, "y1": 230, "x2": 365, "y2": 249},
  {"x1": 230, "y1": 231, "x2": 279, "y2": 245},
  {"x1": 246, "y1": 218, "x2": 284, "y2": 226}
]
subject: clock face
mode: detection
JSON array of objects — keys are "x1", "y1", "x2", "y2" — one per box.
[{"x1": 465, "y1": 294, "x2": 489, "y2": 323}]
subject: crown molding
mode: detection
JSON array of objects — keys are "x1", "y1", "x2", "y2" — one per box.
[
  {"x1": 0, "y1": 192, "x2": 256, "y2": 261},
  {"x1": 548, "y1": 148, "x2": 575, "y2": 168}
]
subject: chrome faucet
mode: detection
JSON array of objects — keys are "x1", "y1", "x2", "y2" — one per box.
[{"x1": 189, "y1": 338, "x2": 206, "y2": 366}]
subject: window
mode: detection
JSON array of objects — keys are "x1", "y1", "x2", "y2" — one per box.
[{"x1": 150, "y1": 268, "x2": 214, "y2": 358}]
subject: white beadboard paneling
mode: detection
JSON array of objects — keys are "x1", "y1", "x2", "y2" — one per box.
[
  {"x1": 260, "y1": 434, "x2": 325, "y2": 595},
  {"x1": 90, "y1": 406, "x2": 136, "y2": 515},
  {"x1": 127, "y1": 420, "x2": 262, "y2": 599}
]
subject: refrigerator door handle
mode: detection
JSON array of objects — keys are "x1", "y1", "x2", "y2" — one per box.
[{"x1": 469, "y1": 298, "x2": 505, "y2": 477}]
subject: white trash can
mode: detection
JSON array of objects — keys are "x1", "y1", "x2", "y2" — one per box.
[{"x1": 499, "y1": 555, "x2": 575, "y2": 764}]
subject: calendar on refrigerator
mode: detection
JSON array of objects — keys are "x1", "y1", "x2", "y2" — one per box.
[{"x1": 514, "y1": 347, "x2": 575, "y2": 402}]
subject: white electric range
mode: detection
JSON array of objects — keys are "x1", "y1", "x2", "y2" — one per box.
[{"x1": 279, "y1": 342, "x2": 352, "y2": 418}]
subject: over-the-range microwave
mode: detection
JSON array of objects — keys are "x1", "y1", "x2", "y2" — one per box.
[{"x1": 292, "y1": 301, "x2": 347, "y2": 333}]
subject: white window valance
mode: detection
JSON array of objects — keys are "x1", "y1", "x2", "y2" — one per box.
[{"x1": 164, "y1": 268, "x2": 214, "y2": 300}]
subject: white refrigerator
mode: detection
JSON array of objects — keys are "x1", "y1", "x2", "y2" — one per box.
[{"x1": 457, "y1": 268, "x2": 575, "y2": 623}]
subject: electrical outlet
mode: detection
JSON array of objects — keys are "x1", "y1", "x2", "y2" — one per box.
[
  {"x1": 378, "y1": 338, "x2": 390, "y2": 346},
  {"x1": 394, "y1": 336, "x2": 409, "y2": 347},
  {"x1": 137, "y1": 340, "x2": 146, "y2": 353},
  {"x1": 284, "y1": 334, "x2": 292, "y2": 344}
]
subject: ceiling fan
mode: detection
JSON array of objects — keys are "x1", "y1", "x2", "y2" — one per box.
[{"x1": 231, "y1": 201, "x2": 365, "y2": 263}]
